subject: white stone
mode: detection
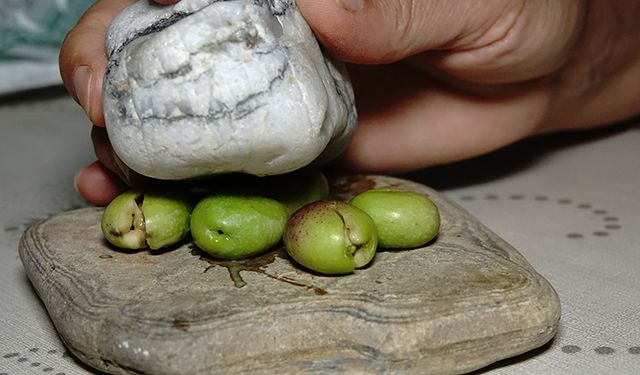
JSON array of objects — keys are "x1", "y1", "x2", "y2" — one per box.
[{"x1": 103, "y1": 0, "x2": 356, "y2": 180}]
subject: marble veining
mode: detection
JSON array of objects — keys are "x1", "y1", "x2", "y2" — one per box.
[{"x1": 103, "y1": 0, "x2": 356, "y2": 180}]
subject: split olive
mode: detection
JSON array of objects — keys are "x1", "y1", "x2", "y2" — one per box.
[
  {"x1": 283, "y1": 200, "x2": 378, "y2": 275},
  {"x1": 101, "y1": 188, "x2": 192, "y2": 250}
]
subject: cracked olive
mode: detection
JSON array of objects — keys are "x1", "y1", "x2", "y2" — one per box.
[
  {"x1": 190, "y1": 194, "x2": 288, "y2": 260},
  {"x1": 101, "y1": 188, "x2": 192, "y2": 250},
  {"x1": 283, "y1": 200, "x2": 378, "y2": 275},
  {"x1": 350, "y1": 189, "x2": 440, "y2": 249}
]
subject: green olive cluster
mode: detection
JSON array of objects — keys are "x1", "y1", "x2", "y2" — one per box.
[
  {"x1": 284, "y1": 189, "x2": 440, "y2": 274},
  {"x1": 101, "y1": 169, "x2": 328, "y2": 255},
  {"x1": 101, "y1": 172, "x2": 440, "y2": 275}
]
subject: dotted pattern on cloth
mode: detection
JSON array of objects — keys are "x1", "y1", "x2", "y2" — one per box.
[{"x1": 1, "y1": 349, "x2": 72, "y2": 375}]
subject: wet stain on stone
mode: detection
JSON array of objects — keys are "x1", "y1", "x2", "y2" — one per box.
[
  {"x1": 330, "y1": 175, "x2": 377, "y2": 200},
  {"x1": 278, "y1": 275, "x2": 327, "y2": 295},
  {"x1": 191, "y1": 246, "x2": 327, "y2": 295},
  {"x1": 172, "y1": 318, "x2": 190, "y2": 332}
]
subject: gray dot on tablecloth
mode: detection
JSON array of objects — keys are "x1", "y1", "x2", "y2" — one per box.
[
  {"x1": 603, "y1": 216, "x2": 619, "y2": 222},
  {"x1": 595, "y1": 346, "x2": 615, "y2": 355},
  {"x1": 578, "y1": 203, "x2": 592, "y2": 209},
  {"x1": 534, "y1": 196, "x2": 549, "y2": 201},
  {"x1": 42, "y1": 367, "x2": 54, "y2": 372},
  {"x1": 55, "y1": 372, "x2": 67, "y2": 375},
  {"x1": 29, "y1": 348, "x2": 39, "y2": 353},
  {"x1": 2, "y1": 352, "x2": 19, "y2": 358},
  {"x1": 561, "y1": 345, "x2": 582, "y2": 353},
  {"x1": 510, "y1": 194, "x2": 524, "y2": 200},
  {"x1": 18, "y1": 357, "x2": 28, "y2": 362},
  {"x1": 460, "y1": 195, "x2": 474, "y2": 201},
  {"x1": 593, "y1": 231, "x2": 609, "y2": 237},
  {"x1": 593, "y1": 209, "x2": 608, "y2": 215},
  {"x1": 99, "y1": 254, "x2": 113, "y2": 259},
  {"x1": 47, "y1": 349, "x2": 57, "y2": 355},
  {"x1": 31, "y1": 362, "x2": 41, "y2": 367},
  {"x1": 605, "y1": 224, "x2": 621, "y2": 230},
  {"x1": 567, "y1": 233, "x2": 584, "y2": 239},
  {"x1": 3, "y1": 225, "x2": 19, "y2": 232},
  {"x1": 629, "y1": 346, "x2": 640, "y2": 354},
  {"x1": 558, "y1": 198, "x2": 572, "y2": 205},
  {"x1": 1, "y1": 372, "x2": 9, "y2": 375},
  {"x1": 485, "y1": 194, "x2": 499, "y2": 200}
]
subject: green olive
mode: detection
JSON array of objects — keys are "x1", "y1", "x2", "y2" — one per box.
[
  {"x1": 190, "y1": 194, "x2": 288, "y2": 260},
  {"x1": 101, "y1": 188, "x2": 192, "y2": 250},
  {"x1": 283, "y1": 200, "x2": 378, "y2": 275},
  {"x1": 350, "y1": 189, "x2": 440, "y2": 249},
  {"x1": 190, "y1": 170, "x2": 329, "y2": 216},
  {"x1": 263, "y1": 169, "x2": 330, "y2": 216}
]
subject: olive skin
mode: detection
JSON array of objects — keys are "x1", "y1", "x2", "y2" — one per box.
[
  {"x1": 350, "y1": 189, "x2": 440, "y2": 249},
  {"x1": 142, "y1": 189, "x2": 193, "y2": 250},
  {"x1": 283, "y1": 200, "x2": 378, "y2": 275},
  {"x1": 190, "y1": 195, "x2": 288, "y2": 260}
]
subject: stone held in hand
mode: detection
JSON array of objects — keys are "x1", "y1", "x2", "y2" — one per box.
[{"x1": 103, "y1": 0, "x2": 357, "y2": 180}]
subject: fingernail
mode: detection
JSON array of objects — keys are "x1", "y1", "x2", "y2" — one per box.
[
  {"x1": 73, "y1": 66, "x2": 93, "y2": 116},
  {"x1": 73, "y1": 167, "x2": 85, "y2": 193},
  {"x1": 336, "y1": 0, "x2": 363, "y2": 12}
]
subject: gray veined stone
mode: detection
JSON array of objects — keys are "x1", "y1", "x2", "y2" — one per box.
[{"x1": 103, "y1": 0, "x2": 356, "y2": 180}]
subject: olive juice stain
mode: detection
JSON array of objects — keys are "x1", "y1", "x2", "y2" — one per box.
[
  {"x1": 330, "y1": 175, "x2": 376, "y2": 201},
  {"x1": 330, "y1": 175, "x2": 404, "y2": 200},
  {"x1": 189, "y1": 245, "x2": 327, "y2": 295}
]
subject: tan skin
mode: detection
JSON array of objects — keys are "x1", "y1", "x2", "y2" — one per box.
[{"x1": 60, "y1": 0, "x2": 640, "y2": 206}]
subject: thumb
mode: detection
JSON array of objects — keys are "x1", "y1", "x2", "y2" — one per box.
[
  {"x1": 60, "y1": 0, "x2": 138, "y2": 126},
  {"x1": 296, "y1": 0, "x2": 506, "y2": 64},
  {"x1": 297, "y1": 0, "x2": 586, "y2": 83}
]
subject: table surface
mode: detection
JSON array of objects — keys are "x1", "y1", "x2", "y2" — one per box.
[{"x1": 1, "y1": 89, "x2": 639, "y2": 374}]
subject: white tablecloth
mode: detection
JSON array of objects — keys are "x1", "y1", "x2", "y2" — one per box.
[{"x1": 1, "y1": 91, "x2": 639, "y2": 374}]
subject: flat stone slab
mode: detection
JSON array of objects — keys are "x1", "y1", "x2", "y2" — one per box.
[{"x1": 19, "y1": 175, "x2": 560, "y2": 374}]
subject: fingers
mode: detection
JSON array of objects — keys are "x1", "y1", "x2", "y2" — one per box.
[
  {"x1": 332, "y1": 64, "x2": 551, "y2": 173},
  {"x1": 62, "y1": 0, "x2": 173, "y2": 205},
  {"x1": 75, "y1": 161, "x2": 128, "y2": 206},
  {"x1": 422, "y1": 1, "x2": 587, "y2": 84},
  {"x1": 60, "y1": 0, "x2": 138, "y2": 126},
  {"x1": 296, "y1": 0, "x2": 487, "y2": 64},
  {"x1": 75, "y1": 127, "x2": 153, "y2": 205},
  {"x1": 297, "y1": 0, "x2": 587, "y2": 83},
  {"x1": 75, "y1": 126, "x2": 151, "y2": 205},
  {"x1": 91, "y1": 126, "x2": 148, "y2": 188}
]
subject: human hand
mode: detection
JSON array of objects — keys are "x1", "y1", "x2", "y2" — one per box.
[
  {"x1": 60, "y1": 0, "x2": 178, "y2": 205},
  {"x1": 298, "y1": 0, "x2": 640, "y2": 172},
  {"x1": 61, "y1": 0, "x2": 640, "y2": 205}
]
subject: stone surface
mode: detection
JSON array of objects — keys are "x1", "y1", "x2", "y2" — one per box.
[
  {"x1": 19, "y1": 175, "x2": 561, "y2": 375},
  {"x1": 103, "y1": 0, "x2": 356, "y2": 180}
]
